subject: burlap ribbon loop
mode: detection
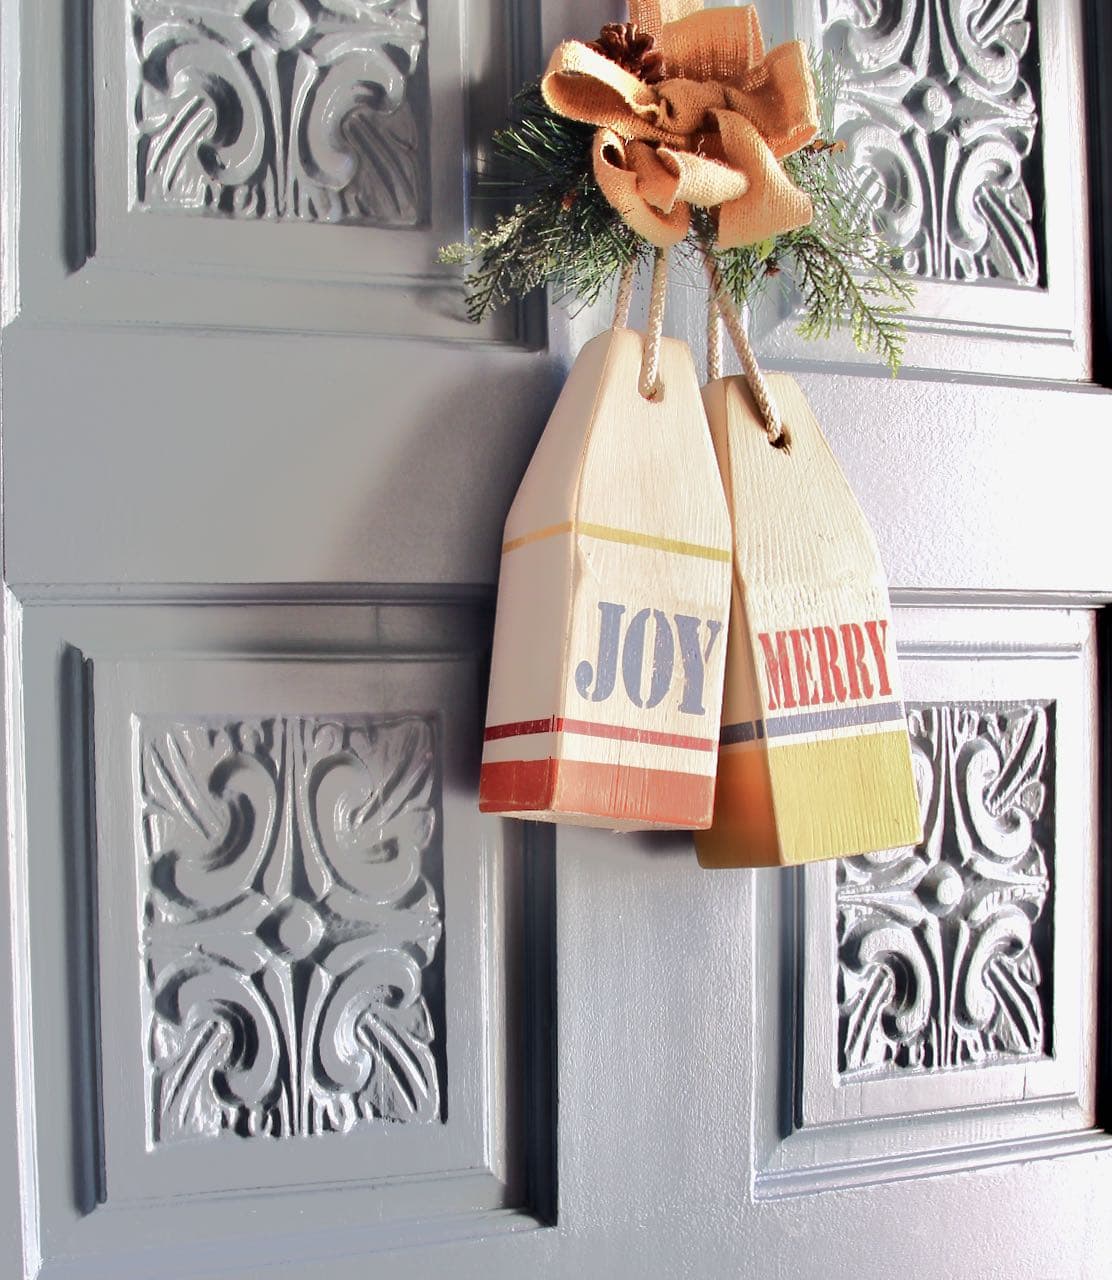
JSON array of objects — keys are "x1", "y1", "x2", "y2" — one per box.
[{"x1": 541, "y1": 4, "x2": 819, "y2": 249}]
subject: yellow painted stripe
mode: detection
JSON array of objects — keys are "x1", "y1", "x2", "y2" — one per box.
[
  {"x1": 579, "y1": 523, "x2": 732, "y2": 562},
  {"x1": 503, "y1": 520, "x2": 730, "y2": 563}
]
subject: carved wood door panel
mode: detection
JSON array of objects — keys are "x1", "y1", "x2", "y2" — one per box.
[{"x1": 1, "y1": 2, "x2": 1111, "y2": 1278}]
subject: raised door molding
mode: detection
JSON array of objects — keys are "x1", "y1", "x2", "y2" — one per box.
[
  {"x1": 4, "y1": 594, "x2": 556, "y2": 1277},
  {"x1": 6, "y1": 0, "x2": 543, "y2": 343},
  {"x1": 736, "y1": 0, "x2": 1090, "y2": 380},
  {"x1": 140, "y1": 714, "x2": 444, "y2": 1144},
  {"x1": 838, "y1": 702, "x2": 1052, "y2": 1077},
  {"x1": 824, "y1": 0, "x2": 1042, "y2": 287},
  {"x1": 752, "y1": 606, "x2": 1106, "y2": 1198},
  {"x1": 131, "y1": 0, "x2": 430, "y2": 226}
]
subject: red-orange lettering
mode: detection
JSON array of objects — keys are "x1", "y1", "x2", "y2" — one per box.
[
  {"x1": 839, "y1": 622, "x2": 874, "y2": 701},
  {"x1": 759, "y1": 631, "x2": 796, "y2": 711},
  {"x1": 864, "y1": 619, "x2": 893, "y2": 697},
  {"x1": 791, "y1": 629, "x2": 820, "y2": 707},
  {"x1": 813, "y1": 626, "x2": 848, "y2": 704}
]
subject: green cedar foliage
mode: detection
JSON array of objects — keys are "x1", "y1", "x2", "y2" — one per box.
[
  {"x1": 438, "y1": 86, "x2": 652, "y2": 319},
  {"x1": 439, "y1": 59, "x2": 914, "y2": 373}
]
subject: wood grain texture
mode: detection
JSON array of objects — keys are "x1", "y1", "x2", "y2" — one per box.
[
  {"x1": 480, "y1": 328, "x2": 732, "y2": 829},
  {"x1": 697, "y1": 373, "x2": 921, "y2": 866}
]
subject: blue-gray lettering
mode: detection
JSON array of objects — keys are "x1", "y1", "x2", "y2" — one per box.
[
  {"x1": 574, "y1": 601, "x2": 626, "y2": 702},
  {"x1": 674, "y1": 616, "x2": 723, "y2": 716},
  {"x1": 621, "y1": 608, "x2": 674, "y2": 709}
]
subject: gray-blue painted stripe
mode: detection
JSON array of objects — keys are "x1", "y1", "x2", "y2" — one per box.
[
  {"x1": 721, "y1": 701, "x2": 905, "y2": 746},
  {"x1": 765, "y1": 701, "x2": 906, "y2": 739}
]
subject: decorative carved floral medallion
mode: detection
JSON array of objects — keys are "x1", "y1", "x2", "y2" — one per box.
[
  {"x1": 838, "y1": 703, "x2": 1052, "y2": 1077},
  {"x1": 138, "y1": 715, "x2": 443, "y2": 1144},
  {"x1": 131, "y1": 0, "x2": 428, "y2": 224},
  {"x1": 822, "y1": 0, "x2": 1041, "y2": 283}
]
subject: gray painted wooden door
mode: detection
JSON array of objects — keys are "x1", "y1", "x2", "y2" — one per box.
[{"x1": 2, "y1": 1, "x2": 1110, "y2": 1277}]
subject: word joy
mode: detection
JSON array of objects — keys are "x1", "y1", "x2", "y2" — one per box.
[
  {"x1": 759, "y1": 619, "x2": 894, "y2": 713},
  {"x1": 574, "y1": 601, "x2": 723, "y2": 715}
]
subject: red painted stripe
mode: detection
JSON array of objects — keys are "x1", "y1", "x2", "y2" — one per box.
[
  {"x1": 561, "y1": 718, "x2": 716, "y2": 753},
  {"x1": 483, "y1": 716, "x2": 715, "y2": 754},
  {"x1": 484, "y1": 717, "x2": 558, "y2": 741}
]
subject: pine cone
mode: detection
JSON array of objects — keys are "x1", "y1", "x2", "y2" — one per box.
[{"x1": 587, "y1": 22, "x2": 665, "y2": 85}]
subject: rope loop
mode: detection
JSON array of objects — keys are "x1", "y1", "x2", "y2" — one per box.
[
  {"x1": 639, "y1": 248, "x2": 669, "y2": 401},
  {"x1": 707, "y1": 294, "x2": 723, "y2": 384},
  {"x1": 612, "y1": 260, "x2": 636, "y2": 330},
  {"x1": 703, "y1": 254, "x2": 786, "y2": 447}
]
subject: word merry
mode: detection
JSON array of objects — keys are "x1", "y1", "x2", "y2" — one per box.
[
  {"x1": 759, "y1": 620, "x2": 893, "y2": 713},
  {"x1": 575, "y1": 602, "x2": 723, "y2": 715}
]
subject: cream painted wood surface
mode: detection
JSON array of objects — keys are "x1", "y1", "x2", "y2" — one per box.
[
  {"x1": 699, "y1": 374, "x2": 920, "y2": 867},
  {"x1": 480, "y1": 329, "x2": 731, "y2": 829},
  {"x1": 1, "y1": 0, "x2": 1111, "y2": 1278}
]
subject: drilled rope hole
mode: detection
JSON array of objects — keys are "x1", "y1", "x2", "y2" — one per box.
[
  {"x1": 769, "y1": 424, "x2": 792, "y2": 452},
  {"x1": 640, "y1": 380, "x2": 665, "y2": 403}
]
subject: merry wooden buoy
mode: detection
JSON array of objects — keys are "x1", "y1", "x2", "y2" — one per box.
[
  {"x1": 696, "y1": 373, "x2": 922, "y2": 866},
  {"x1": 479, "y1": 326, "x2": 732, "y2": 830}
]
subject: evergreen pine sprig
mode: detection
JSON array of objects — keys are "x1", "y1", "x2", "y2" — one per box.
[
  {"x1": 786, "y1": 162, "x2": 914, "y2": 373},
  {"x1": 708, "y1": 55, "x2": 914, "y2": 373},
  {"x1": 440, "y1": 54, "x2": 915, "y2": 370},
  {"x1": 439, "y1": 85, "x2": 652, "y2": 321}
]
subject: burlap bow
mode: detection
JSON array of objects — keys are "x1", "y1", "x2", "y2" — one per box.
[{"x1": 541, "y1": 0, "x2": 819, "y2": 249}]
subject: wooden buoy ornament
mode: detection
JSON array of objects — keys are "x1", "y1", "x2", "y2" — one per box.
[
  {"x1": 696, "y1": 372, "x2": 923, "y2": 866},
  {"x1": 447, "y1": 0, "x2": 920, "y2": 853},
  {"x1": 479, "y1": 326, "x2": 733, "y2": 830}
]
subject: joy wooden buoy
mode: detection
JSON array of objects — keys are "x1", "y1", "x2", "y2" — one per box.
[
  {"x1": 480, "y1": 327, "x2": 733, "y2": 830},
  {"x1": 696, "y1": 373, "x2": 922, "y2": 866}
]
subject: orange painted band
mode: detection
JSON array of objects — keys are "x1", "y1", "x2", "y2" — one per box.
[
  {"x1": 501, "y1": 521, "x2": 573, "y2": 553},
  {"x1": 480, "y1": 758, "x2": 714, "y2": 828}
]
